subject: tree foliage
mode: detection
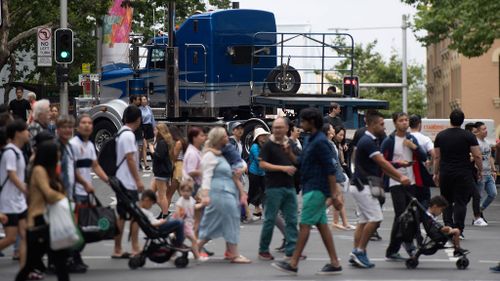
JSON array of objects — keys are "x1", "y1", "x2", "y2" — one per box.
[
  {"x1": 329, "y1": 40, "x2": 427, "y2": 117},
  {"x1": 402, "y1": 0, "x2": 500, "y2": 57},
  {"x1": 1, "y1": 0, "x2": 230, "y2": 103}
]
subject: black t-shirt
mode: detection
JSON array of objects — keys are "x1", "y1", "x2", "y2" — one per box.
[
  {"x1": 434, "y1": 127, "x2": 478, "y2": 176},
  {"x1": 324, "y1": 115, "x2": 344, "y2": 129},
  {"x1": 353, "y1": 133, "x2": 382, "y2": 182},
  {"x1": 9, "y1": 99, "x2": 31, "y2": 121},
  {"x1": 260, "y1": 140, "x2": 295, "y2": 188}
]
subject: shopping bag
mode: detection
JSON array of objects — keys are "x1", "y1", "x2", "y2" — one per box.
[
  {"x1": 48, "y1": 197, "x2": 82, "y2": 250},
  {"x1": 75, "y1": 194, "x2": 117, "y2": 243}
]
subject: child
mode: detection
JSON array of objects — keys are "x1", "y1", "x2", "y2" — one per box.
[
  {"x1": 173, "y1": 179, "x2": 206, "y2": 261},
  {"x1": 425, "y1": 196, "x2": 468, "y2": 257},
  {"x1": 220, "y1": 143, "x2": 249, "y2": 207},
  {"x1": 139, "y1": 190, "x2": 186, "y2": 251}
]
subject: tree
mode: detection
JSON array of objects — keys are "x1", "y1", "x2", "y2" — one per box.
[
  {"x1": 402, "y1": 0, "x2": 500, "y2": 57},
  {"x1": 1, "y1": 0, "x2": 230, "y2": 104},
  {"x1": 329, "y1": 40, "x2": 427, "y2": 117}
]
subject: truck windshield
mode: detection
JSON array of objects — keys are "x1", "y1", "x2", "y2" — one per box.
[
  {"x1": 230, "y1": 46, "x2": 260, "y2": 65},
  {"x1": 150, "y1": 48, "x2": 166, "y2": 69}
]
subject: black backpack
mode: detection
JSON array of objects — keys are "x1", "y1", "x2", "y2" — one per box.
[
  {"x1": 98, "y1": 129, "x2": 131, "y2": 177},
  {"x1": 0, "y1": 147, "x2": 20, "y2": 193}
]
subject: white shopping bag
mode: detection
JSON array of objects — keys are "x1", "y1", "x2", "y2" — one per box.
[{"x1": 48, "y1": 197, "x2": 81, "y2": 250}]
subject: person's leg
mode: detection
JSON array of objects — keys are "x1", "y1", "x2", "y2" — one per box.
[
  {"x1": 15, "y1": 226, "x2": 48, "y2": 281},
  {"x1": 439, "y1": 176, "x2": 455, "y2": 227},
  {"x1": 316, "y1": 223, "x2": 340, "y2": 267},
  {"x1": 156, "y1": 180, "x2": 169, "y2": 216},
  {"x1": 52, "y1": 250, "x2": 70, "y2": 281},
  {"x1": 0, "y1": 226, "x2": 17, "y2": 251},
  {"x1": 386, "y1": 185, "x2": 409, "y2": 257},
  {"x1": 358, "y1": 222, "x2": 380, "y2": 251},
  {"x1": 258, "y1": 188, "x2": 281, "y2": 254},
  {"x1": 472, "y1": 181, "x2": 482, "y2": 219},
  {"x1": 17, "y1": 219, "x2": 27, "y2": 267},
  {"x1": 158, "y1": 220, "x2": 185, "y2": 247},
  {"x1": 481, "y1": 175, "x2": 497, "y2": 210},
  {"x1": 453, "y1": 180, "x2": 473, "y2": 233},
  {"x1": 130, "y1": 220, "x2": 140, "y2": 255},
  {"x1": 281, "y1": 188, "x2": 298, "y2": 257},
  {"x1": 288, "y1": 224, "x2": 311, "y2": 268},
  {"x1": 275, "y1": 212, "x2": 286, "y2": 236},
  {"x1": 353, "y1": 223, "x2": 366, "y2": 249},
  {"x1": 142, "y1": 140, "x2": 148, "y2": 167},
  {"x1": 113, "y1": 218, "x2": 126, "y2": 256},
  {"x1": 167, "y1": 179, "x2": 179, "y2": 207}
]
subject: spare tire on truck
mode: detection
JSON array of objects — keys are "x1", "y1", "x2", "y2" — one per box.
[
  {"x1": 240, "y1": 118, "x2": 271, "y2": 160},
  {"x1": 91, "y1": 119, "x2": 118, "y2": 152},
  {"x1": 266, "y1": 65, "x2": 301, "y2": 94}
]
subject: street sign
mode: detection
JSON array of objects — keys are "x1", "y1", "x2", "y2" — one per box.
[
  {"x1": 37, "y1": 27, "x2": 52, "y2": 67},
  {"x1": 82, "y1": 63, "x2": 91, "y2": 74}
]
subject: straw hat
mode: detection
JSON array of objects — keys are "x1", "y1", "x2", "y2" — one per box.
[{"x1": 253, "y1": 127, "x2": 270, "y2": 142}]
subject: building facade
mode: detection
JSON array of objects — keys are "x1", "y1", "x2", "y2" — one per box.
[{"x1": 426, "y1": 39, "x2": 500, "y2": 133}]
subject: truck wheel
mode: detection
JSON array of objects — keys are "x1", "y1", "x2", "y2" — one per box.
[
  {"x1": 241, "y1": 120, "x2": 270, "y2": 159},
  {"x1": 266, "y1": 65, "x2": 301, "y2": 94},
  {"x1": 92, "y1": 120, "x2": 117, "y2": 152}
]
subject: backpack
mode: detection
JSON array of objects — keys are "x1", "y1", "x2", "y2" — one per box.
[
  {"x1": 98, "y1": 129, "x2": 131, "y2": 177},
  {"x1": 0, "y1": 147, "x2": 20, "y2": 194}
]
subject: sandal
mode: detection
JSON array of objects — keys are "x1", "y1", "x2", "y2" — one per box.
[
  {"x1": 27, "y1": 271, "x2": 44, "y2": 280},
  {"x1": 111, "y1": 252, "x2": 131, "y2": 259},
  {"x1": 231, "y1": 255, "x2": 252, "y2": 264},
  {"x1": 332, "y1": 223, "x2": 347, "y2": 230}
]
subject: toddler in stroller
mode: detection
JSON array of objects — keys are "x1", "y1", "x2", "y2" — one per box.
[
  {"x1": 397, "y1": 195, "x2": 470, "y2": 270},
  {"x1": 109, "y1": 177, "x2": 190, "y2": 270}
]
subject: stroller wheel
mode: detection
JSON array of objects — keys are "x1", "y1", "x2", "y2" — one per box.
[
  {"x1": 406, "y1": 258, "x2": 419, "y2": 269},
  {"x1": 129, "y1": 256, "x2": 143, "y2": 270},
  {"x1": 456, "y1": 257, "x2": 469, "y2": 270},
  {"x1": 174, "y1": 256, "x2": 189, "y2": 268}
]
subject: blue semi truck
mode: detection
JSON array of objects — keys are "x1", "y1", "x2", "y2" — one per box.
[{"x1": 86, "y1": 8, "x2": 388, "y2": 152}]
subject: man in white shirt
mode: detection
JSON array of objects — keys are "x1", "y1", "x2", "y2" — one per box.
[
  {"x1": 113, "y1": 105, "x2": 145, "y2": 259},
  {"x1": 409, "y1": 115, "x2": 435, "y2": 160},
  {"x1": 70, "y1": 114, "x2": 109, "y2": 203},
  {"x1": 0, "y1": 119, "x2": 30, "y2": 266},
  {"x1": 381, "y1": 112, "x2": 428, "y2": 261}
]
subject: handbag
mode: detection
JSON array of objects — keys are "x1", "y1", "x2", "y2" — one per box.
[
  {"x1": 353, "y1": 164, "x2": 386, "y2": 204},
  {"x1": 47, "y1": 197, "x2": 82, "y2": 250},
  {"x1": 75, "y1": 193, "x2": 117, "y2": 243}
]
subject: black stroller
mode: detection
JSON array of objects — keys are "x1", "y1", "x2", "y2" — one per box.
[
  {"x1": 109, "y1": 177, "x2": 190, "y2": 270},
  {"x1": 395, "y1": 197, "x2": 470, "y2": 270}
]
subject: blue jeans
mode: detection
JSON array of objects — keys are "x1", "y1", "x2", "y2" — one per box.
[
  {"x1": 478, "y1": 175, "x2": 498, "y2": 210},
  {"x1": 158, "y1": 220, "x2": 184, "y2": 247}
]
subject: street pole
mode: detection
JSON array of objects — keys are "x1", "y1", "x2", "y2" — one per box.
[
  {"x1": 60, "y1": 0, "x2": 69, "y2": 115},
  {"x1": 402, "y1": 14, "x2": 408, "y2": 113},
  {"x1": 166, "y1": 0, "x2": 179, "y2": 117}
]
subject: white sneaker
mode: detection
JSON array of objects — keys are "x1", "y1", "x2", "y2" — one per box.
[{"x1": 473, "y1": 218, "x2": 488, "y2": 227}]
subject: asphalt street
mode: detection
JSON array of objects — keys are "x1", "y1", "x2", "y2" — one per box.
[{"x1": 1, "y1": 170, "x2": 500, "y2": 281}]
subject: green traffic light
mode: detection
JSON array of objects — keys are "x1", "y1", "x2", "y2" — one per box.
[{"x1": 61, "y1": 51, "x2": 69, "y2": 59}]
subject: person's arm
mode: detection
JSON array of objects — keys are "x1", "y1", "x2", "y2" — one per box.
[
  {"x1": 126, "y1": 152, "x2": 144, "y2": 192},
  {"x1": 185, "y1": 151, "x2": 203, "y2": 178},
  {"x1": 75, "y1": 170, "x2": 94, "y2": 193},
  {"x1": 259, "y1": 142, "x2": 296, "y2": 175},
  {"x1": 92, "y1": 160, "x2": 109, "y2": 183},
  {"x1": 199, "y1": 152, "x2": 218, "y2": 205},
  {"x1": 7, "y1": 171, "x2": 27, "y2": 195},
  {"x1": 173, "y1": 141, "x2": 182, "y2": 160},
  {"x1": 470, "y1": 145, "x2": 483, "y2": 177},
  {"x1": 372, "y1": 154, "x2": 410, "y2": 185},
  {"x1": 32, "y1": 166, "x2": 65, "y2": 203},
  {"x1": 490, "y1": 155, "x2": 497, "y2": 179},
  {"x1": 433, "y1": 147, "x2": 441, "y2": 186},
  {"x1": 0, "y1": 213, "x2": 7, "y2": 224}
]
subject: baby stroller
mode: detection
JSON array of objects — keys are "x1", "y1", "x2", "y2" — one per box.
[
  {"x1": 395, "y1": 197, "x2": 470, "y2": 270},
  {"x1": 108, "y1": 177, "x2": 190, "y2": 270}
]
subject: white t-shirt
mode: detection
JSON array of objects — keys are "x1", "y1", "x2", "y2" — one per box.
[
  {"x1": 389, "y1": 136, "x2": 416, "y2": 187},
  {"x1": 0, "y1": 144, "x2": 27, "y2": 214},
  {"x1": 61, "y1": 142, "x2": 76, "y2": 196},
  {"x1": 116, "y1": 126, "x2": 138, "y2": 190},
  {"x1": 141, "y1": 208, "x2": 160, "y2": 225},
  {"x1": 410, "y1": 131, "x2": 434, "y2": 153},
  {"x1": 70, "y1": 136, "x2": 97, "y2": 196},
  {"x1": 176, "y1": 196, "x2": 196, "y2": 224}
]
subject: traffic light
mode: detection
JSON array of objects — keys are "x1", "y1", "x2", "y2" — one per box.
[
  {"x1": 54, "y1": 28, "x2": 74, "y2": 64},
  {"x1": 343, "y1": 76, "x2": 359, "y2": 97}
]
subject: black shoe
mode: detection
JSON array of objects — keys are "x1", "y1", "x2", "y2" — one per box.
[
  {"x1": 274, "y1": 239, "x2": 286, "y2": 253},
  {"x1": 370, "y1": 231, "x2": 382, "y2": 241},
  {"x1": 271, "y1": 261, "x2": 298, "y2": 276},
  {"x1": 68, "y1": 262, "x2": 87, "y2": 274},
  {"x1": 202, "y1": 247, "x2": 214, "y2": 256},
  {"x1": 316, "y1": 264, "x2": 342, "y2": 275},
  {"x1": 453, "y1": 248, "x2": 469, "y2": 257}
]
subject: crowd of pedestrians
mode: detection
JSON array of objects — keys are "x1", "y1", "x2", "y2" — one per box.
[{"x1": 1, "y1": 90, "x2": 500, "y2": 280}]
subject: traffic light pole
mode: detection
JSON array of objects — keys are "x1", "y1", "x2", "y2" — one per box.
[
  {"x1": 402, "y1": 15, "x2": 408, "y2": 113},
  {"x1": 59, "y1": 0, "x2": 69, "y2": 115}
]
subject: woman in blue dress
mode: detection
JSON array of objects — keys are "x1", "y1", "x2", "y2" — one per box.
[{"x1": 197, "y1": 127, "x2": 251, "y2": 264}]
